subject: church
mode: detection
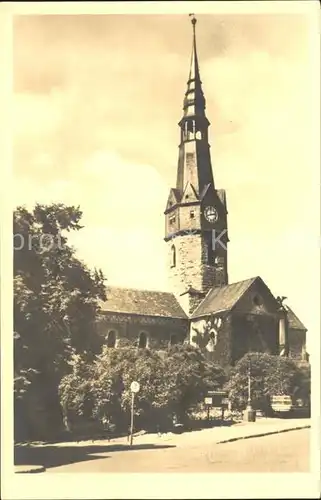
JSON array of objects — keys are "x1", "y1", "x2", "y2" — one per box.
[{"x1": 97, "y1": 17, "x2": 307, "y2": 366}]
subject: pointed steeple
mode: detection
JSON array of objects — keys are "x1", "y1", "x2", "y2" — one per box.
[
  {"x1": 175, "y1": 15, "x2": 213, "y2": 196},
  {"x1": 189, "y1": 16, "x2": 201, "y2": 83},
  {"x1": 165, "y1": 16, "x2": 229, "y2": 304},
  {"x1": 183, "y1": 15, "x2": 207, "y2": 120}
]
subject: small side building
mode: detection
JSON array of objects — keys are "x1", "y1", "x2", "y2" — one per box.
[
  {"x1": 96, "y1": 287, "x2": 188, "y2": 351},
  {"x1": 284, "y1": 305, "x2": 308, "y2": 363}
]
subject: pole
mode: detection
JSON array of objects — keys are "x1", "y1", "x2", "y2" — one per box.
[
  {"x1": 130, "y1": 391, "x2": 135, "y2": 447},
  {"x1": 248, "y1": 363, "x2": 251, "y2": 406}
]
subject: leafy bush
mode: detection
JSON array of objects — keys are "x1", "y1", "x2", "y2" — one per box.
[
  {"x1": 59, "y1": 344, "x2": 227, "y2": 433},
  {"x1": 225, "y1": 352, "x2": 309, "y2": 414}
]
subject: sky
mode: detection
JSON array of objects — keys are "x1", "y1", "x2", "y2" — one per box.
[{"x1": 12, "y1": 10, "x2": 319, "y2": 349}]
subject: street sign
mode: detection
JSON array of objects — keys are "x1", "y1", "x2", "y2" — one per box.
[
  {"x1": 204, "y1": 397, "x2": 212, "y2": 406},
  {"x1": 271, "y1": 394, "x2": 292, "y2": 413},
  {"x1": 207, "y1": 390, "x2": 228, "y2": 408},
  {"x1": 130, "y1": 381, "x2": 140, "y2": 393}
]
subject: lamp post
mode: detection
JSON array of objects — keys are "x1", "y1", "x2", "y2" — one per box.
[
  {"x1": 243, "y1": 355, "x2": 256, "y2": 422},
  {"x1": 129, "y1": 381, "x2": 140, "y2": 447},
  {"x1": 247, "y1": 358, "x2": 252, "y2": 410}
]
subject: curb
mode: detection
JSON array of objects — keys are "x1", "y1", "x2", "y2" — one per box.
[
  {"x1": 15, "y1": 465, "x2": 46, "y2": 474},
  {"x1": 216, "y1": 425, "x2": 310, "y2": 444}
]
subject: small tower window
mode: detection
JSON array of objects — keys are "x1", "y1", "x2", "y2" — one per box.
[
  {"x1": 190, "y1": 210, "x2": 195, "y2": 219},
  {"x1": 214, "y1": 256, "x2": 224, "y2": 268},
  {"x1": 171, "y1": 245, "x2": 176, "y2": 268},
  {"x1": 106, "y1": 330, "x2": 116, "y2": 348},
  {"x1": 138, "y1": 332, "x2": 147, "y2": 349},
  {"x1": 169, "y1": 215, "x2": 176, "y2": 225},
  {"x1": 196, "y1": 130, "x2": 202, "y2": 140},
  {"x1": 187, "y1": 120, "x2": 194, "y2": 133}
]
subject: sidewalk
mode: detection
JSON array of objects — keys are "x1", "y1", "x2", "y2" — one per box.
[
  {"x1": 127, "y1": 417, "x2": 310, "y2": 447},
  {"x1": 32, "y1": 417, "x2": 310, "y2": 449},
  {"x1": 14, "y1": 417, "x2": 310, "y2": 473},
  {"x1": 15, "y1": 464, "x2": 46, "y2": 474},
  {"x1": 213, "y1": 417, "x2": 310, "y2": 444}
]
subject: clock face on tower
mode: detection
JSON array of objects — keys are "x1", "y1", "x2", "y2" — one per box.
[{"x1": 204, "y1": 206, "x2": 218, "y2": 223}]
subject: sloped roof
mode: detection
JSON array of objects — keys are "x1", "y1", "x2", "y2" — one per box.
[
  {"x1": 191, "y1": 277, "x2": 258, "y2": 318},
  {"x1": 171, "y1": 188, "x2": 181, "y2": 203},
  {"x1": 99, "y1": 286, "x2": 187, "y2": 319},
  {"x1": 285, "y1": 305, "x2": 307, "y2": 331},
  {"x1": 217, "y1": 189, "x2": 227, "y2": 212}
]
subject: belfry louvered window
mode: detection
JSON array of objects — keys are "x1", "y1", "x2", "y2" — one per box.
[{"x1": 171, "y1": 245, "x2": 176, "y2": 268}]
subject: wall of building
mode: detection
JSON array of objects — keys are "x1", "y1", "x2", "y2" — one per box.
[
  {"x1": 167, "y1": 233, "x2": 215, "y2": 307},
  {"x1": 231, "y1": 312, "x2": 279, "y2": 363},
  {"x1": 288, "y1": 328, "x2": 307, "y2": 361},
  {"x1": 97, "y1": 309, "x2": 280, "y2": 367},
  {"x1": 189, "y1": 313, "x2": 232, "y2": 366},
  {"x1": 96, "y1": 312, "x2": 188, "y2": 350}
]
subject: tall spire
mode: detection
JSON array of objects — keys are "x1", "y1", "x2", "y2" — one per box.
[
  {"x1": 183, "y1": 15, "x2": 206, "y2": 119},
  {"x1": 165, "y1": 15, "x2": 229, "y2": 303},
  {"x1": 188, "y1": 15, "x2": 201, "y2": 84}
]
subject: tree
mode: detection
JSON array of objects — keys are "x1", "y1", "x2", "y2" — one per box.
[
  {"x1": 59, "y1": 343, "x2": 166, "y2": 433},
  {"x1": 225, "y1": 352, "x2": 307, "y2": 414},
  {"x1": 14, "y1": 204, "x2": 106, "y2": 440},
  {"x1": 163, "y1": 344, "x2": 226, "y2": 423},
  {"x1": 58, "y1": 343, "x2": 227, "y2": 434}
]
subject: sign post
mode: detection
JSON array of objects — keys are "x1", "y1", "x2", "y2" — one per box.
[
  {"x1": 129, "y1": 381, "x2": 140, "y2": 447},
  {"x1": 204, "y1": 396, "x2": 212, "y2": 422},
  {"x1": 243, "y1": 359, "x2": 256, "y2": 422}
]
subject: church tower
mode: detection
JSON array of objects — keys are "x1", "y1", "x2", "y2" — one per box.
[{"x1": 165, "y1": 17, "x2": 229, "y2": 315}]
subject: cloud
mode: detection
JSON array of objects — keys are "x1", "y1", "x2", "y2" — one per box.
[{"x1": 13, "y1": 13, "x2": 319, "y2": 341}]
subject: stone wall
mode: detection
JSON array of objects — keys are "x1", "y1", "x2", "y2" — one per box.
[
  {"x1": 231, "y1": 312, "x2": 279, "y2": 363},
  {"x1": 167, "y1": 233, "x2": 215, "y2": 308},
  {"x1": 96, "y1": 312, "x2": 188, "y2": 350},
  {"x1": 189, "y1": 313, "x2": 232, "y2": 366},
  {"x1": 288, "y1": 328, "x2": 307, "y2": 361},
  {"x1": 210, "y1": 314, "x2": 232, "y2": 366}
]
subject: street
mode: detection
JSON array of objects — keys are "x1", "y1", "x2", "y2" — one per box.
[{"x1": 36, "y1": 427, "x2": 309, "y2": 473}]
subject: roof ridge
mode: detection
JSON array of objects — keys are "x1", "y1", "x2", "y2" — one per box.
[
  {"x1": 106, "y1": 285, "x2": 174, "y2": 295},
  {"x1": 221, "y1": 276, "x2": 259, "y2": 288},
  {"x1": 284, "y1": 305, "x2": 307, "y2": 331},
  {"x1": 191, "y1": 276, "x2": 260, "y2": 318}
]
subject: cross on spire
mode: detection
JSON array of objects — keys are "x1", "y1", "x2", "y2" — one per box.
[
  {"x1": 189, "y1": 13, "x2": 197, "y2": 25},
  {"x1": 188, "y1": 14, "x2": 200, "y2": 84}
]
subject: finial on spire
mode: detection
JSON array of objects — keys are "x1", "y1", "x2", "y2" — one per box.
[{"x1": 189, "y1": 13, "x2": 197, "y2": 27}]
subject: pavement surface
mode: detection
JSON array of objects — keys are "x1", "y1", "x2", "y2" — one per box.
[{"x1": 15, "y1": 417, "x2": 310, "y2": 473}]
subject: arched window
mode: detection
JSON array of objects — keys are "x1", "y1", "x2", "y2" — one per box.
[
  {"x1": 171, "y1": 245, "x2": 176, "y2": 268},
  {"x1": 138, "y1": 332, "x2": 147, "y2": 349},
  {"x1": 107, "y1": 330, "x2": 116, "y2": 348},
  {"x1": 209, "y1": 328, "x2": 218, "y2": 346}
]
